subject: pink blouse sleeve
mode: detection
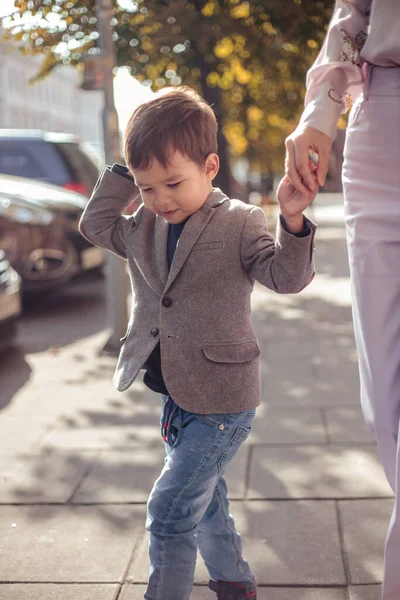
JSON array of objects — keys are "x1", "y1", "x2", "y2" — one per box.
[{"x1": 299, "y1": 0, "x2": 370, "y2": 140}]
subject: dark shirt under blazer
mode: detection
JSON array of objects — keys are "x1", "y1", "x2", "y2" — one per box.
[{"x1": 79, "y1": 167, "x2": 317, "y2": 414}]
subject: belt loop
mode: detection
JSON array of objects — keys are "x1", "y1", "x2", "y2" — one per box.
[{"x1": 364, "y1": 62, "x2": 372, "y2": 101}]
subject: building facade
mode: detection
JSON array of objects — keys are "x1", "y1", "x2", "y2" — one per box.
[{"x1": 0, "y1": 34, "x2": 104, "y2": 161}]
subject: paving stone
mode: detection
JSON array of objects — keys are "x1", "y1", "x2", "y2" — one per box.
[
  {"x1": 38, "y1": 425, "x2": 162, "y2": 450},
  {"x1": 0, "y1": 584, "x2": 119, "y2": 599},
  {"x1": 0, "y1": 452, "x2": 97, "y2": 503},
  {"x1": 120, "y1": 584, "x2": 210, "y2": 600},
  {"x1": 128, "y1": 501, "x2": 345, "y2": 586},
  {"x1": 250, "y1": 407, "x2": 326, "y2": 444},
  {"x1": 0, "y1": 419, "x2": 52, "y2": 454},
  {"x1": 339, "y1": 499, "x2": 394, "y2": 584},
  {"x1": 72, "y1": 442, "x2": 248, "y2": 503},
  {"x1": 120, "y1": 584, "x2": 345, "y2": 599},
  {"x1": 248, "y1": 445, "x2": 393, "y2": 499},
  {"x1": 261, "y1": 374, "x2": 361, "y2": 408},
  {"x1": 71, "y1": 448, "x2": 165, "y2": 503},
  {"x1": 324, "y1": 407, "x2": 375, "y2": 443},
  {"x1": 0, "y1": 505, "x2": 146, "y2": 581},
  {"x1": 264, "y1": 591, "x2": 345, "y2": 600},
  {"x1": 348, "y1": 585, "x2": 382, "y2": 600}
]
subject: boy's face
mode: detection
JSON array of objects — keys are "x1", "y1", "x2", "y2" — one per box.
[{"x1": 131, "y1": 150, "x2": 219, "y2": 224}]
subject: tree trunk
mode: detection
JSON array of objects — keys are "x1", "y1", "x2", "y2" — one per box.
[{"x1": 190, "y1": 3, "x2": 232, "y2": 198}]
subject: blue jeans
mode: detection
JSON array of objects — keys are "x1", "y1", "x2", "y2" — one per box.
[{"x1": 144, "y1": 395, "x2": 257, "y2": 600}]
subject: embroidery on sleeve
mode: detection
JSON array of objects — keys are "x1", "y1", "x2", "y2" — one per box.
[
  {"x1": 339, "y1": 29, "x2": 360, "y2": 65},
  {"x1": 328, "y1": 89, "x2": 343, "y2": 104},
  {"x1": 355, "y1": 30, "x2": 367, "y2": 52},
  {"x1": 330, "y1": 27, "x2": 367, "y2": 110},
  {"x1": 328, "y1": 90, "x2": 353, "y2": 111}
]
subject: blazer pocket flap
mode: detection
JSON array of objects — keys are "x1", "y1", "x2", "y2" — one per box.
[
  {"x1": 202, "y1": 340, "x2": 260, "y2": 363},
  {"x1": 192, "y1": 241, "x2": 224, "y2": 251}
]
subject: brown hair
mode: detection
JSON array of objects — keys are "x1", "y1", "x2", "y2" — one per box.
[{"x1": 124, "y1": 86, "x2": 218, "y2": 171}]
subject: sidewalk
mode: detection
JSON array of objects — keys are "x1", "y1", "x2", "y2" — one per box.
[{"x1": 0, "y1": 193, "x2": 391, "y2": 600}]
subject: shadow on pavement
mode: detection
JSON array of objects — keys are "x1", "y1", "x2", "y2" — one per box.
[
  {"x1": 0, "y1": 273, "x2": 108, "y2": 409},
  {"x1": 0, "y1": 347, "x2": 31, "y2": 411}
]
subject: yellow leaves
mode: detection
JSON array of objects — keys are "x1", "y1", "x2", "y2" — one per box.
[
  {"x1": 141, "y1": 23, "x2": 163, "y2": 36},
  {"x1": 214, "y1": 37, "x2": 234, "y2": 59},
  {"x1": 224, "y1": 122, "x2": 248, "y2": 156},
  {"x1": 147, "y1": 64, "x2": 161, "y2": 80},
  {"x1": 282, "y1": 43, "x2": 299, "y2": 54},
  {"x1": 266, "y1": 130, "x2": 282, "y2": 148},
  {"x1": 277, "y1": 59, "x2": 290, "y2": 77},
  {"x1": 235, "y1": 69, "x2": 252, "y2": 85},
  {"x1": 201, "y1": 2, "x2": 217, "y2": 17},
  {"x1": 15, "y1": 1, "x2": 28, "y2": 11},
  {"x1": 307, "y1": 39, "x2": 318, "y2": 50},
  {"x1": 231, "y1": 58, "x2": 252, "y2": 85},
  {"x1": 231, "y1": 2, "x2": 250, "y2": 20},
  {"x1": 220, "y1": 70, "x2": 234, "y2": 90},
  {"x1": 267, "y1": 114, "x2": 286, "y2": 128},
  {"x1": 247, "y1": 106, "x2": 263, "y2": 122},
  {"x1": 261, "y1": 21, "x2": 276, "y2": 36},
  {"x1": 248, "y1": 128, "x2": 259, "y2": 141},
  {"x1": 141, "y1": 39, "x2": 153, "y2": 52},
  {"x1": 208, "y1": 58, "x2": 252, "y2": 88},
  {"x1": 132, "y1": 13, "x2": 145, "y2": 25},
  {"x1": 232, "y1": 34, "x2": 245, "y2": 52},
  {"x1": 207, "y1": 71, "x2": 220, "y2": 87}
]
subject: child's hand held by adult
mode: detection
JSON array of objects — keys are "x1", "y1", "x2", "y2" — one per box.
[{"x1": 276, "y1": 174, "x2": 317, "y2": 233}]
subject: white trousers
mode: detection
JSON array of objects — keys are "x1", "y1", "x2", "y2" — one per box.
[{"x1": 343, "y1": 65, "x2": 400, "y2": 599}]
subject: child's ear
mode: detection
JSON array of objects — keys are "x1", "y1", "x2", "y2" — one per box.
[{"x1": 204, "y1": 153, "x2": 220, "y2": 181}]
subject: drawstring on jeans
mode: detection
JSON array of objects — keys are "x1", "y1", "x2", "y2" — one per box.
[{"x1": 161, "y1": 396, "x2": 184, "y2": 447}]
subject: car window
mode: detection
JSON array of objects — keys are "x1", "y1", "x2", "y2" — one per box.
[
  {"x1": 0, "y1": 143, "x2": 46, "y2": 179},
  {"x1": 0, "y1": 140, "x2": 69, "y2": 186},
  {"x1": 55, "y1": 143, "x2": 99, "y2": 193}
]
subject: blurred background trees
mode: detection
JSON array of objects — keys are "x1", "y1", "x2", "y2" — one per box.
[{"x1": 3, "y1": 0, "x2": 335, "y2": 196}]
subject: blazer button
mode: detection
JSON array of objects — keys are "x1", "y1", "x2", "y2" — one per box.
[
  {"x1": 150, "y1": 327, "x2": 159, "y2": 337},
  {"x1": 162, "y1": 297, "x2": 172, "y2": 308}
]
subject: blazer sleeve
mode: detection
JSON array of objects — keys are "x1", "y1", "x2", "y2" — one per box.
[
  {"x1": 240, "y1": 207, "x2": 317, "y2": 294},
  {"x1": 79, "y1": 167, "x2": 141, "y2": 260},
  {"x1": 299, "y1": 0, "x2": 370, "y2": 140}
]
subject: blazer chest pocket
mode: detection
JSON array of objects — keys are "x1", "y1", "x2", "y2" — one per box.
[
  {"x1": 202, "y1": 340, "x2": 260, "y2": 363},
  {"x1": 192, "y1": 241, "x2": 224, "y2": 252}
]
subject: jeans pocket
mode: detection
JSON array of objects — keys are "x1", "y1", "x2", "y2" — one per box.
[
  {"x1": 196, "y1": 413, "x2": 227, "y2": 428},
  {"x1": 217, "y1": 423, "x2": 252, "y2": 474}
]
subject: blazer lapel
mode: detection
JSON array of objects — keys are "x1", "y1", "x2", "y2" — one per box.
[
  {"x1": 155, "y1": 215, "x2": 169, "y2": 290},
  {"x1": 163, "y1": 188, "x2": 228, "y2": 294}
]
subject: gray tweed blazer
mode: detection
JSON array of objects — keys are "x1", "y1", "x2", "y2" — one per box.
[{"x1": 79, "y1": 167, "x2": 316, "y2": 414}]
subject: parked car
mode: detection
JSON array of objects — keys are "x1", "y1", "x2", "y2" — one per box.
[
  {"x1": 0, "y1": 250, "x2": 22, "y2": 351},
  {"x1": 0, "y1": 129, "x2": 100, "y2": 197},
  {"x1": 0, "y1": 174, "x2": 104, "y2": 295}
]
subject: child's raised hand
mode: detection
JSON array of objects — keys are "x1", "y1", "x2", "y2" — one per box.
[{"x1": 276, "y1": 174, "x2": 318, "y2": 232}]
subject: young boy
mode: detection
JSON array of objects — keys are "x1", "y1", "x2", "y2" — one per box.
[{"x1": 79, "y1": 86, "x2": 317, "y2": 600}]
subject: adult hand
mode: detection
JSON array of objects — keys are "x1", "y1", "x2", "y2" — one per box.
[{"x1": 285, "y1": 125, "x2": 332, "y2": 196}]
